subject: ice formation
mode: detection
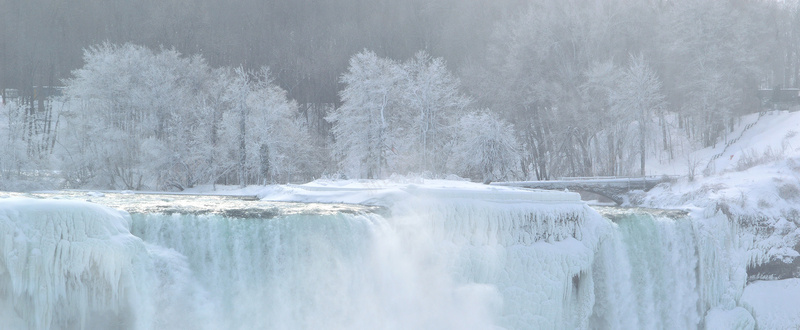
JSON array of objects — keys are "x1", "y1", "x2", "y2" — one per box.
[
  {"x1": 0, "y1": 187, "x2": 765, "y2": 329},
  {"x1": 0, "y1": 198, "x2": 151, "y2": 329}
]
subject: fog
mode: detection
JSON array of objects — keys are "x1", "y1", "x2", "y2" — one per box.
[{"x1": 0, "y1": 0, "x2": 525, "y2": 103}]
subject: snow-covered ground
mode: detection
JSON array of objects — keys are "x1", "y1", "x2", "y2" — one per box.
[
  {"x1": 184, "y1": 177, "x2": 583, "y2": 206},
  {"x1": 741, "y1": 278, "x2": 800, "y2": 329},
  {"x1": 648, "y1": 110, "x2": 800, "y2": 176}
]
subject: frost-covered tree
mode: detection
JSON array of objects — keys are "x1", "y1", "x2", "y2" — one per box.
[
  {"x1": 449, "y1": 111, "x2": 520, "y2": 183},
  {"x1": 580, "y1": 61, "x2": 624, "y2": 176},
  {"x1": 329, "y1": 50, "x2": 469, "y2": 179},
  {"x1": 611, "y1": 55, "x2": 666, "y2": 176},
  {"x1": 59, "y1": 43, "x2": 320, "y2": 189},
  {"x1": 220, "y1": 67, "x2": 317, "y2": 185},
  {"x1": 400, "y1": 51, "x2": 469, "y2": 174},
  {"x1": 62, "y1": 44, "x2": 165, "y2": 189},
  {"x1": 60, "y1": 43, "x2": 217, "y2": 189},
  {"x1": 157, "y1": 55, "x2": 223, "y2": 190},
  {"x1": 328, "y1": 50, "x2": 404, "y2": 179},
  {"x1": 0, "y1": 100, "x2": 32, "y2": 185},
  {"x1": 658, "y1": 0, "x2": 764, "y2": 148}
]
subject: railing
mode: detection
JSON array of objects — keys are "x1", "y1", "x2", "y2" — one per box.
[
  {"x1": 555, "y1": 175, "x2": 675, "y2": 181},
  {"x1": 704, "y1": 111, "x2": 765, "y2": 173}
]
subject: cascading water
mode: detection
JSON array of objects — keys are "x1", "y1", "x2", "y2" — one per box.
[
  {"x1": 130, "y1": 212, "x2": 502, "y2": 329},
  {"x1": 590, "y1": 209, "x2": 750, "y2": 329},
  {"x1": 0, "y1": 190, "x2": 753, "y2": 329}
]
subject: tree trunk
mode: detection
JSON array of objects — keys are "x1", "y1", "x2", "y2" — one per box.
[
  {"x1": 238, "y1": 100, "x2": 247, "y2": 187},
  {"x1": 640, "y1": 109, "x2": 646, "y2": 177}
]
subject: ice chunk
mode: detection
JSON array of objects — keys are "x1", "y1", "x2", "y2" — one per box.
[{"x1": 704, "y1": 307, "x2": 755, "y2": 330}]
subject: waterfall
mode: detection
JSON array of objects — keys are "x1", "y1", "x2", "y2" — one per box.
[
  {"x1": 130, "y1": 212, "x2": 502, "y2": 329},
  {"x1": 0, "y1": 193, "x2": 754, "y2": 329},
  {"x1": 591, "y1": 209, "x2": 750, "y2": 329}
]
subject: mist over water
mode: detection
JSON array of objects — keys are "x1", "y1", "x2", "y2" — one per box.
[{"x1": 132, "y1": 212, "x2": 503, "y2": 329}]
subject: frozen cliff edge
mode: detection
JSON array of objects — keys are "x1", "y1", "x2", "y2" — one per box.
[
  {"x1": 635, "y1": 158, "x2": 800, "y2": 328},
  {"x1": 0, "y1": 197, "x2": 151, "y2": 329},
  {"x1": 0, "y1": 197, "x2": 222, "y2": 330}
]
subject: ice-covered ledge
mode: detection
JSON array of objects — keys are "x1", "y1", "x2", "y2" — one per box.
[
  {"x1": 0, "y1": 197, "x2": 150, "y2": 329},
  {"x1": 401, "y1": 185, "x2": 582, "y2": 204},
  {"x1": 261, "y1": 179, "x2": 583, "y2": 206}
]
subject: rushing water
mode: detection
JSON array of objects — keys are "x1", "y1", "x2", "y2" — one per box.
[{"x1": 0, "y1": 191, "x2": 749, "y2": 329}]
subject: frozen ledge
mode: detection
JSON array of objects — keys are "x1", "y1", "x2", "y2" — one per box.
[
  {"x1": 264, "y1": 180, "x2": 584, "y2": 205},
  {"x1": 402, "y1": 185, "x2": 583, "y2": 204}
]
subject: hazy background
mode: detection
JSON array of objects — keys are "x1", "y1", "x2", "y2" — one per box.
[
  {"x1": 0, "y1": 0, "x2": 526, "y2": 104},
  {"x1": 3, "y1": 0, "x2": 800, "y2": 189}
]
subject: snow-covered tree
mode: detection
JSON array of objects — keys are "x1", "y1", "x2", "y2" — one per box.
[
  {"x1": 449, "y1": 111, "x2": 520, "y2": 183},
  {"x1": 156, "y1": 55, "x2": 223, "y2": 190},
  {"x1": 220, "y1": 67, "x2": 317, "y2": 185},
  {"x1": 60, "y1": 43, "x2": 216, "y2": 189},
  {"x1": 59, "y1": 43, "x2": 320, "y2": 189},
  {"x1": 400, "y1": 51, "x2": 469, "y2": 174},
  {"x1": 0, "y1": 100, "x2": 31, "y2": 185},
  {"x1": 62, "y1": 44, "x2": 159, "y2": 189},
  {"x1": 328, "y1": 50, "x2": 404, "y2": 179},
  {"x1": 580, "y1": 60, "x2": 624, "y2": 176},
  {"x1": 611, "y1": 55, "x2": 666, "y2": 176}
]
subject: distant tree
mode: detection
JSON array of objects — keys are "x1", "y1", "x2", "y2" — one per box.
[
  {"x1": 657, "y1": 0, "x2": 765, "y2": 148},
  {"x1": 157, "y1": 55, "x2": 221, "y2": 190},
  {"x1": 328, "y1": 50, "x2": 404, "y2": 179},
  {"x1": 400, "y1": 51, "x2": 470, "y2": 174},
  {"x1": 225, "y1": 67, "x2": 251, "y2": 188},
  {"x1": 220, "y1": 67, "x2": 317, "y2": 185},
  {"x1": 449, "y1": 111, "x2": 520, "y2": 183},
  {"x1": 579, "y1": 60, "x2": 624, "y2": 176},
  {"x1": 60, "y1": 44, "x2": 215, "y2": 189},
  {"x1": 463, "y1": 1, "x2": 617, "y2": 180},
  {"x1": 611, "y1": 55, "x2": 666, "y2": 176},
  {"x1": 0, "y1": 100, "x2": 32, "y2": 183}
]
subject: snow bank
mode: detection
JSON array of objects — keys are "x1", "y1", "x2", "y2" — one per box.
[
  {"x1": 0, "y1": 197, "x2": 151, "y2": 330},
  {"x1": 741, "y1": 279, "x2": 800, "y2": 329},
  {"x1": 647, "y1": 110, "x2": 800, "y2": 176},
  {"x1": 187, "y1": 177, "x2": 582, "y2": 206},
  {"x1": 704, "y1": 307, "x2": 755, "y2": 330}
]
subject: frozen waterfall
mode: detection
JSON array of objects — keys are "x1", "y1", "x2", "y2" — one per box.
[{"x1": 0, "y1": 190, "x2": 751, "y2": 329}]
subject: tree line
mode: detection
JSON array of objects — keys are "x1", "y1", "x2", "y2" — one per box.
[{"x1": 2, "y1": 0, "x2": 800, "y2": 190}]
